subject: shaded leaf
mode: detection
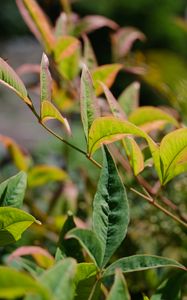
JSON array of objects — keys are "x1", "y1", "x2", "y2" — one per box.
[
  {"x1": 0, "y1": 171, "x2": 27, "y2": 208},
  {"x1": 103, "y1": 255, "x2": 185, "y2": 277},
  {"x1": 0, "y1": 207, "x2": 40, "y2": 246},
  {"x1": 0, "y1": 57, "x2": 31, "y2": 106},
  {"x1": 128, "y1": 106, "x2": 179, "y2": 132},
  {"x1": 0, "y1": 266, "x2": 49, "y2": 300},
  {"x1": 118, "y1": 82, "x2": 140, "y2": 116},
  {"x1": 41, "y1": 100, "x2": 71, "y2": 135},
  {"x1": 93, "y1": 147, "x2": 129, "y2": 268},
  {"x1": 107, "y1": 269, "x2": 130, "y2": 300},
  {"x1": 91, "y1": 64, "x2": 122, "y2": 96},
  {"x1": 40, "y1": 53, "x2": 52, "y2": 102},
  {"x1": 28, "y1": 165, "x2": 68, "y2": 187},
  {"x1": 66, "y1": 228, "x2": 103, "y2": 268},
  {"x1": 54, "y1": 12, "x2": 69, "y2": 38},
  {"x1": 83, "y1": 35, "x2": 98, "y2": 70}
]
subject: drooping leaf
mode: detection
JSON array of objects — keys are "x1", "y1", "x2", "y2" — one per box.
[
  {"x1": 40, "y1": 53, "x2": 52, "y2": 103},
  {"x1": 91, "y1": 64, "x2": 122, "y2": 96},
  {"x1": 28, "y1": 165, "x2": 68, "y2": 187},
  {"x1": 83, "y1": 35, "x2": 98, "y2": 70},
  {"x1": 74, "y1": 263, "x2": 97, "y2": 300},
  {"x1": 103, "y1": 255, "x2": 185, "y2": 277},
  {"x1": 38, "y1": 258, "x2": 76, "y2": 300},
  {"x1": 16, "y1": 0, "x2": 55, "y2": 53},
  {"x1": 93, "y1": 147, "x2": 129, "y2": 268},
  {"x1": 0, "y1": 57, "x2": 31, "y2": 106},
  {"x1": 54, "y1": 36, "x2": 80, "y2": 80},
  {"x1": 118, "y1": 82, "x2": 140, "y2": 116},
  {"x1": 0, "y1": 207, "x2": 40, "y2": 246},
  {"x1": 41, "y1": 100, "x2": 71, "y2": 135},
  {"x1": 107, "y1": 269, "x2": 130, "y2": 300},
  {"x1": 0, "y1": 171, "x2": 27, "y2": 208},
  {"x1": 151, "y1": 270, "x2": 186, "y2": 300},
  {"x1": 66, "y1": 228, "x2": 103, "y2": 268},
  {"x1": 159, "y1": 128, "x2": 187, "y2": 184},
  {"x1": 122, "y1": 137, "x2": 144, "y2": 175},
  {"x1": 0, "y1": 266, "x2": 49, "y2": 300},
  {"x1": 80, "y1": 64, "x2": 98, "y2": 140},
  {"x1": 111, "y1": 27, "x2": 146, "y2": 59},
  {"x1": 128, "y1": 106, "x2": 179, "y2": 132}
]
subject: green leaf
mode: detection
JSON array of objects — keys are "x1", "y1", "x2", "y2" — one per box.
[
  {"x1": 0, "y1": 57, "x2": 32, "y2": 106},
  {"x1": 41, "y1": 100, "x2": 71, "y2": 135},
  {"x1": 83, "y1": 35, "x2": 98, "y2": 70},
  {"x1": 0, "y1": 266, "x2": 49, "y2": 300},
  {"x1": 80, "y1": 64, "x2": 98, "y2": 140},
  {"x1": 91, "y1": 64, "x2": 122, "y2": 96},
  {"x1": 0, "y1": 207, "x2": 39, "y2": 246},
  {"x1": 128, "y1": 106, "x2": 179, "y2": 132},
  {"x1": 122, "y1": 137, "x2": 144, "y2": 175},
  {"x1": 93, "y1": 147, "x2": 129, "y2": 268},
  {"x1": 54, "y1": 36, "x2": 80, "y2": 80},
  {"x1": 57, "y1": 212, "x2": 84, "y2": 262},
  {"x1": 159, "y1": 128, "x2": 187, "y2": 184},
  {"x1": 0, "y1": 171, "x2": 27, "y2": 208},
  {"x1": 74, "y1": 263, "x2": 97, "y2": 300},
  {"x1": 66, "y1": 228, "x2": 103, "y2": 268},
  {"x1": 103, "y1": 255, "x2": 185, "y2": 277},
  {"x1": 38, "y1": 258, "x2": 76, "y2": 300},
  {"x1": 118, "y1": 82, "x2": 140, "y2": 116},
  {"x1": 40, "y1": 53, "x2": 52, "y2": 102},
  {"x1": 28, "y1": 165, "x2": 68, "y2": 187},
  {"x1": 151, "y1": 270, "x2": 186, "y2": 300},
  {"x1": 107, "y1": 269, "x2": 130, "y2": 300}
]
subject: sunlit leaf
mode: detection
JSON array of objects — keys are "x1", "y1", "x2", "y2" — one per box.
[
  {"x1": 0, "y1": 266, "x2": 49, "y2": 300},
  {"x1": 103, "y1": 255, "x2": 185, "y2": 277},
  {"x1": 54, "y1": 36, "x2": 80, "y2": 80},
  {"x1": 28, "y1": 165, "x2": 68, "y2": 187},
  {"x1": 83, "y1": 35, "x2": 98, "y2": 70},
  {"x1": 16, "y1": 0, "x2": 55, "y2": 53},
  {"x1": 91, "y1": 64, "x2": 122, "y2": 96},
  {"x1": 0, "y1": 171, "x2": 27, "y2": 208},
  {"x1": 118, "y1": 82, "x2": 140, "y2": 116},
  {"x1": 128, "y1": 106, "x2": 179, "y2": 132},
  {"x1": 41, "y1": 100, "x2": 71, "y2": 135},
  {"x1": 80, "y1": 64, "x2": 98, "y2": 140},
  {"x1": 40, "y1": 53, "x2": 52, "y2": 103},
  {"x1": 0, "y1": 57, "x2": 31, "y2": 106},
  {"x1": 93, "y1": 147, "x2": 129, "y2": 267},
  {"x1": 0, "y1": 207, "x2": 40, "y2": 246},
  {"x1": 159, "y1": 128, "x2": 187, "y2": 184},
  {"x1": 107, "y1": 269, "x2": 130, "y2": 300},
  {"x1": 66, "y1": 228, "x2": 103, "y2": 268}
]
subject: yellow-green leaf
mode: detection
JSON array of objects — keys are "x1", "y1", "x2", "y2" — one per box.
[
  {"x1": 40, "y1": 53, "x2": 52, "y2": 102},
  {"x1": 118, "y1": 81, "x2": 140, "y2": 116},
  {"x1": 91, "y1": 64, "x2": 122, "y2": 96},
  {"x1": 41, "y1": 100, "x2": 71, "y2": 135}
]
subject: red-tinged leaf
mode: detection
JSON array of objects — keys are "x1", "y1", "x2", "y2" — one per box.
[
  {"x1": 8, "y1": 246, "x2": 54, "y2": 269},
  {"x1": 99, "y1": 82, "x2": 126, "y2": 119},
  {"x1": 41, "y1": 100, "x2": 71, "y2": 135},
  {"x1": 0, "y1": 57, "x2": 32, "y2": 106},
  {"x1": 16, "y1": 0, "x2": 55, "y2": 53},
  {"x1": 16, "y1": 64, "x2": 40, "y2": 76},
  {"x1": 40, "y1": 53, "x2": 52, "y2": 102},
  {"x1": 54, "y1": 12, "x2": 78, "y2": 38},
  {"x1": 118, "y1": 82, "x2": 140, "y2": 116},
  {"x1": 83, "y1": 35, "x2": 98, "y2": 70},
  {"x1": 111, "y1": 27, "x2": 146, "y2": 59},
  {"x1": 91, "y1": 64, "x2": 122, "y2": 96}
]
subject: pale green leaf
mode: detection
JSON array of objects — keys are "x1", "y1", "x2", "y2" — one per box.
[
  {"x1": 0, "y1": 207, "x2": 39, "y2": 246},
  {"x1": 83, "y1": 35, "x2": 98, "y2": 70},
  {"x1": 128, "y1": 106, "x2": 179, "y2": 132},
  {"x1": 107, "y1": 269, "x2": 130, "y2": 300},
  {"x1": 0, "y1": 171, "x2": 27, "y2": 208},
  {"x1": 66, "y1": 228, "x2": 103, "y2": 268},
  {"x1": 0, "y1": 57, "x2": 31, "y2": 106},
  {"x1": 91, "y1": 64, "x2": 122, "y2": 96},
  {"x1": 40, "y1": 53, "x2": 52, "y2": 102},
  {"x1": 28, "y1": 165, "x2": 68, "y2": 187},
  {"x1": 41, "y1": 100, "x2": 71, "y2": 135},
  {"x1": 118, "y1": 82, "x2": 140, "y2": 116},
  {"x1": 0, "y1": 266, "x2": 49, "y2": 300},
  {"x1": 93, "y1": 147, "x2": 129, "y2": 268},
  {"x1": 160, "y1": 128, "x2": 187, "y2": 184},
  {"x1": 103, "y1": 255, "x2": 185, "y2": 277}
]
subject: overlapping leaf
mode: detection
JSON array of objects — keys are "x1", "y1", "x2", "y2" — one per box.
[
  {"x1": 118, "y1": 81, "x2": 140, "y2": 116},
  {"x1": 107, "y1": 269, "x2": 130, "y2": 300}
]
